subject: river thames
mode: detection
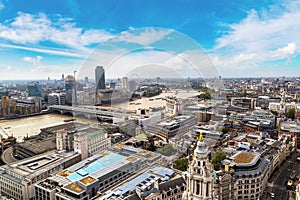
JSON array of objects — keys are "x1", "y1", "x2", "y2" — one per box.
[
  {"x1": 0, "y1": 114, "x2": 94, "y2": 142},
  {"x1": 0, "y1": 91, "x2": 199, "y2": 142}
]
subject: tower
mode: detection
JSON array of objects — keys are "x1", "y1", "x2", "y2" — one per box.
[
  {"x1": 280, "y1": 88, "x2": 286, "y2": 113},
  {"x1": 65, "y1": 75, "x2": 75, "y2": 105},
  {"x1": 122, "y1": 77, "x2": 128, "y2": 90},
  {"x1": 28, "y1": 82, "x2": 44, "y2": 100},
  {"x1": 95, "y1": 66, "x2": 105, "y2": 90},
  {"x1": 184, "y1": 132, "x2": 214, "y2": 200}
]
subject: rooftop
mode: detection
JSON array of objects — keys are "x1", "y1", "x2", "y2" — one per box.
[
  {"x1": 102, "y1": 166, "x2": 174, "y2": 199},
  {"x1": 231, "y1": 151, "x2": 260, "y2": 167},
  {"x1": 79, "y1": 176, "x2": 96, "y2": 185},
  {"x1": 67, "y1": 152, "x2": 126, "y2": 181},
  {"x1": 1, "y1": 151, "x2": 79, "y2": 180},
  {"x1": 233, "y1": 152, "x2": 255, "y2": 164},
  {"x1": 65, "y1": 182, "x2": 84, "y2": 194},
  {"x1": 58, "y1": 170, "x2": 74, "y2": 177}
]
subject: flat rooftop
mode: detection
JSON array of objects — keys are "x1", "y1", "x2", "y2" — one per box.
[
  {"x1": 233, "y1": 152, "x2": 255, "y2": 164},
  {"x1": 157, "y1": 115, "x2": 193, "y2": 127},
  {"x1": 66, "y1": 152, "x2": 126, "y2": 181},
  {"x1": 79, "y1": 176, "x2": 96, "y2": 185},
  {"x1": 231, "y1": 151, "x2": 260, "y2": 167},
  {"x1": 17, "y1": 136, "x2": 56, "y2": 154},
  {"x1": 102, "y1": 166, "x2": 174, "y2": 199},
  {"x1": 65, "y1": 182, "x2": 85, "y2": 194},
  {"x1": 1, "y1": 151, "x2": 79, "y2": 179}
]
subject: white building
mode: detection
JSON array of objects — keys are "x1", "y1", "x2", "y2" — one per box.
[
  {"x1": 0, "y1": 151, "x2": 80, "y2": 200},
  {"x1": 165, "y1": 96, "x2": 183, "y2": 116},
  {"x1": 73, "y1": 128, "x2": 111, "y2": 160},
  {"x1": 48, "y1": 93, "x2": 66, "y2": 105}
]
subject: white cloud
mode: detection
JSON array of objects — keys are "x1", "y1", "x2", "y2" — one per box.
[
  {"x1": 0, "y1": 14, "x2": 172, "y2": 58},
  {"x1": 233, "y1": 53, "x2": 256, "y2": 63},
  {"x1": 213, "y1": 2, "x2": 300, "y2": 70},
  {"x1": 0, "y1": 12, "x2": 114, "y2": 50},
  {"x1": 0, "y1": 43, "x2": 83, "y2": 57},
  {"x1": 272, "y1": 42, "x2": 297, "y2": 60},
  {"x1": 23, "y1": 56, "x2": 43, "y2": 66},
  {"x1": 114, "y1": 28, "x2": 171, "y2": 46}
]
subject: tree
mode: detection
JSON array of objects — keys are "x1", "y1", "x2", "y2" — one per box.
[
  {"x1": 146, "y1": 143, "x2": 156, "y2": 151},
  {"x1": 221, "y1": 127, "x2": 229, "y2": 134},
  {"x1": 242, "y1": 91, "x2": 248, "y2": 97},
  {"x1": 157, "y1": 144, "x2": 176, "y2": 156},
  {"x1": 174, "y1": 158, "x2": 189, "y2": 171},
  {"x1": 270, "y1": 110, "x2": 278, "y2": 116},
  {"x1": 287, "y1": 108, "x2": 295, "y2": 120},
  {"x1": 211, "y1": 150, "x2": 227, "y2": 170},
  {"x1": 197, "y1": 91, "x2": 211, "y2": 100}
]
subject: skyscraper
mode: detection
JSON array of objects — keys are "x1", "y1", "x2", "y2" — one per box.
[
  {"x1": 95, "y1": 66, "x2": 105, "y2": 90},
  {"x1": 122, "y1": 77, "x2": 128, "y2": 90},
  {"x1": 28, "y1": 82, "x2": 44, "y2": 100},
  {"x1": 65, "y1": 75, "x2": 75, "y2": 105}
]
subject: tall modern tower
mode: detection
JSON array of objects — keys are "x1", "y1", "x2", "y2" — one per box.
[
  {"x1": 28, "y1": 82, "x2": 44, "y2": 100},
  {"x1": 65, "y1": 75, "x2": 75, "y2": 105},
  {"x1": 95, "y1": 66, "x2": 105, "y2": 90}
]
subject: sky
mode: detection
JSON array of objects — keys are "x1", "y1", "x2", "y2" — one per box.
[{"x1": 0, "y1": 0, "x2": 299, "y2": 80}]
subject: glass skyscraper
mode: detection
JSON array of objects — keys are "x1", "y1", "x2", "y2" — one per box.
[
  {"x1": 28, "y1": 82, "x2": 44, "y2": 100},
  {"x1": 95, "y1": 66, "x2": 105, "y2": 90}
]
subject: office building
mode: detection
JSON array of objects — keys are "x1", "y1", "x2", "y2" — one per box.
[
  {"x1": 73, "y1": 127, "x2": 111, "y2": 160},
  {"x1": 102, "y1": 166, "x2": 185, "y2": 200},
  {"x1": 34, "y1": 146, "x2": 162, "y2": 200},
  {"x1": 28, "y1": 82, "x2": 44, "y2": 100},
  {"x1": 0, "y1": 151, "x2": 81, "y2": 200},
  {"x1": 65, "y1": 75, "x2": 75, "y2": 105},
  {"x1": 147, "y1": 115, "x2": 197, "y2": 141},
  {"x1": 48, "y1": 93, "x2": 66, "y2": 105},
  {"x1": 165, "y1": 96, "x2": 183, "y2": 116},
  {"x1": 95, "y1": 66, "x2": 105, "y2": 90},
  {"x1": 122, "y1": 77, "x2": 128, "y2": 90}
]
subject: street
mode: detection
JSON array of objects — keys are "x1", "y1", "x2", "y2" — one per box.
[{"x1": 263, "y1": 151, "x2": 300, "y2": 200}]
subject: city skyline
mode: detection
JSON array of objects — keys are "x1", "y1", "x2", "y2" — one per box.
[{"x1": 0, "y1": 0, "x2": 299, "y2": 80}]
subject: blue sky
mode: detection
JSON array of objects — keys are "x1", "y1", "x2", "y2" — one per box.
[{"x1": 0, "y1": 0, "x2": 299, "y2": 80}]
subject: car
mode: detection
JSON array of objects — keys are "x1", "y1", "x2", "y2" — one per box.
[{"x1": 270, "y1": 192, "x2": 275, "y2": 198}]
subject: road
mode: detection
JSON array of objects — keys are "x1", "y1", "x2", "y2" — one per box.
[
  {"x1": 263, "y1": 151, "x2": 300, "y2": 200},
  {"x1": 1, "y1": 146, "x2": 18, "y2": 164}
]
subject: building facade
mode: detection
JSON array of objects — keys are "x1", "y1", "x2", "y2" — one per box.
[
  {"x1": 73, "y1": 128, "x2": 111, "y2": 160},
  {"x1": 28, "y1": 82, "x2": 44, "y2": 100},
  {"x1": 95, "y1": 66, "x2": 105, "y2": 90},
  {"x1": 48, "y1": 93, "x2": 66, "y2": 105},
  {"x1": 183, "y1": 133, "x2": 214, "y2": 200},
  {"x1": 0, "y1": 151, "x2": 80, "y2": 200}
]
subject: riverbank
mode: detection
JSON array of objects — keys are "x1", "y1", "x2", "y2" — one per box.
[{"x1": 0, "y1": 110, "x2": 50, "y2": 121}]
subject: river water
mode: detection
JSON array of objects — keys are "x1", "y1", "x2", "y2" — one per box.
[
  {"x1": 0, "y1": 91, "x2": 199, "y2": 142},
  {"x1": 112, "y1": 91, "x2": 198, "y2": 110},
  {"x1": 0, "y1": 114, "x2": 93, "y2": 142}
]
